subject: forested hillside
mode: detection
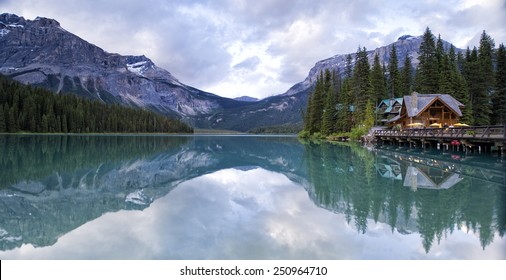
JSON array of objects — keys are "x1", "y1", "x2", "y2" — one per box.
[
  {"x1": 0, "y1": 75, "x2": 193, "y2": 133},
  {"x1": 301, "y1": 28, "x2": 506, "y2": 138}
]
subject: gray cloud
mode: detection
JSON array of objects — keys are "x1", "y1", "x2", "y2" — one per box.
[
  {"x1": 0, "y1": 0, "x2": 504, "y2": 98},
  {"x1": 233, "y1": 56, "x2": 261, "y2": 71}
]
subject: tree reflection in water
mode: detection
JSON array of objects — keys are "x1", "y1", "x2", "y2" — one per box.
[{"x1": 302, "y1": 141, "x2": 506, "y2": 253}]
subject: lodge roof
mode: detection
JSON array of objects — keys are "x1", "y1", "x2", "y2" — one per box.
[{"x1": 404, "y1": 92, "x2": 464, "y2": 117}]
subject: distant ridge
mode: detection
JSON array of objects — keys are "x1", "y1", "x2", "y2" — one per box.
[{"x1": 234, "y1": 96, "x2": 259, "y2": 102}]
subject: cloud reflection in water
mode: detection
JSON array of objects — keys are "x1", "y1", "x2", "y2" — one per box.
[{"x1": 1, "y1": 167, "x2": 504, "y2": 260}]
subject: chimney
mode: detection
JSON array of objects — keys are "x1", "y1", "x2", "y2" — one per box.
[{"x1": 411, "y1": 92, "x2": 418, "y2": 114}]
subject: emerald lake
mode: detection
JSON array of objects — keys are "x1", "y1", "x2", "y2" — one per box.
[{"x1": 0, "y1": 134, "x2": 505, "y2": 259}]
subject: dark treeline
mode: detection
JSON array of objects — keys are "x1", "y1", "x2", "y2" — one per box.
[
  {"x1": 0, "y1": 74, "x2": 193, "y2": 133},
  {"x1": 301, "y1": 27, "x2": 506, "y2": 138}
]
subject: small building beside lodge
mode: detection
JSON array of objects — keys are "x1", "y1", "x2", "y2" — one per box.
[
  {"x1": 376, "y1": 98, "x2": 403, "y2": 126},
  {"x1": 386, "y1": 92, "x2": 464, "y2": 129}
]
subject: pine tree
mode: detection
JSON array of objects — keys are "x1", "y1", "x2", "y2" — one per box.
[
  {"x1": 7, "y1": 105, "x2": 17, "y2": 132},
  {"x1": 493, "y1": 43, "x2": 506, "y2": 124},
  {"x1": 303, "y1": 91, "x2": 313, "y2": 132},
  {"x1": 438, "y1": 51, "x2": 453, "y2": 95},
  {"x1": 416, "y1": 27, "x2": 439, "y2": 93},
  {"x1": 0, "y1": 104, "x2": 5, "y2": 132},
  {"x1": 435, "y1": 34, "x2": 445, "y2": 77},
  {"x1": 445, "y1": 46, "x2": 473, "y2": 124},
  {"x1": 364, "y1": 99, "x2": 375, "y2": 129},
  {"x1": 400, "y1": 54, "x2": 413, "y2": 96},
  {"x1": 479, "y1": 31, "x2": 495, "y2": 92},
  {"x1": 388, "y1": 44, "x2": 401, "y2": 97},
  {"x1": 308, "y1": 72, "x2": 325, "y2": 134},
  {"x1": 463, "y1": 48, "x2": 480, "y2": 118},
  {"x1": 336, "y1": 78, "x2": 353, "y2": 132},
  {"x1": 321, "y1": 81, "x2": 337, "y2": 135},
  {"x1": 466, "y1": 31, "x2": 495, "y2": 126},
  {"x1": 352, "y1": 47, "x2": 372, "y2": 124},
  {"x1": 41, "y1": 114, "x2": 49, "y2": 132},
  {"x1": 345, "y1": 54, "x2": 353, "y2": 79},
  {"x1": 456, "y1": 73, "x2": 473, "y2": 124},
  {"x1": 464, "y1": 47, "x2": 491, "y2": 126},
  {"x1": 335, "y1": 57, "x2": 354, "y2": 133},
  {"x1": 371, "y1": 52, "x2": 388, "y2": 102}
]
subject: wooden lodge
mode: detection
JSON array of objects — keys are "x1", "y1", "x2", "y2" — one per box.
[
  {"x1": 373, "y1": 92, "x2": 506, "y2": 154},
  {"x1": 387, "y1": 92, "x2": 464, "y2": 129}
]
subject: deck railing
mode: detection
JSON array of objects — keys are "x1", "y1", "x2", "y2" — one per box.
[{"x1": 373, "y1": 125, "x2": 506, "y2": 141}]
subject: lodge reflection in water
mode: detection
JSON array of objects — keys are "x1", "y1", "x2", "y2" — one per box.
[
  {"x1": 302, "y1": 142, "x2": 506, "y2": 253},
  {"x1": 0, "y1": 135, "x2": 504, "y2": 257},
  {"x1": 375, "y1": 153, "x2": 465, "y2": 191}
]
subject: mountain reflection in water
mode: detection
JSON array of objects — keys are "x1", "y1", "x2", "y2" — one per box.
[{"x1": 0, "y1": 135, "x2": 504, "y2": 259}]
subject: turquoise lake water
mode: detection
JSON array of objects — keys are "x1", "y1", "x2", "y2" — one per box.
[{"x1": 0, "y1": 134, "x2": 504, "y2": 259}]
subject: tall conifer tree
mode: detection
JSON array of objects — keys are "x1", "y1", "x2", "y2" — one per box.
[
  {"x1": 371, "y1": 53, "x2": 388, "y2": 102},
  {"x1": 322, "y1": 80, "x2": 337, "y2": 135},
  {"x1": 353, "y1": 47, "x2": 372, "y2": 124},
  {"x1": 309, "y1": 72, "x2": 325, "y2": 133},
  {"x1": 388, "y1": 45, "x2": 401, "y2": 98},
  {"x1": 435, "y1": 34, "x2": 445, "y2": 78},
  {"x1": 416, "y1": 27, "x2": 439, "y2": 93},
  {"x1": 400, "y1": 54, "x2": 413, "y2": 96},
  {"x1": 468, "y1": 31, "x2": 495, "y2": 125},
  {"x1": 493, "y1": 43, "x2": 506, "y2": 124},
  {"x1": 0, "y1": 104, "x2": 5, "y2": 132}
]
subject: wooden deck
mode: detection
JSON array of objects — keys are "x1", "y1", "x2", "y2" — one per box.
[{"x1": 373, "y1": 125, "x2": 506, "y2": 152}]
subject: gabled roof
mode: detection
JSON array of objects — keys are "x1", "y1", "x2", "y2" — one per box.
[
  {"x1": 404, "y1": 92, "x2": 463, "y2": 117},
  {"x1": 403, "y1": 166, "x2": 463, "y2": 190},
  {"x1": 377, "y1": 98, "x2": 403, "y2": 113}
]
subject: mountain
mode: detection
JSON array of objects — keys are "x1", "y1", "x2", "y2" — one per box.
[
  {"x1": 234, "y1": 96, "x2": 259, "y2": 102},
  {"x1": 0, "y1": 13, "x2": 249, "y2": 125},
  {"x1": 0, "y1": 13, "x2": 462, "y2": 132},
  {"x1": 283, "y1": 35, "x2": 460, "y2": 97}
]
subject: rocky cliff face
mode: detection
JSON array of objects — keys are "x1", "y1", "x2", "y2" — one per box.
[{"x1": 0, "y1": 13, "x2": 246, "y2": 122}]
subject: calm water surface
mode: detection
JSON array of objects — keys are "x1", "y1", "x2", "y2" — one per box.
[{"x1": 0, "y1": 134, "x2": 504, "y2": 259}]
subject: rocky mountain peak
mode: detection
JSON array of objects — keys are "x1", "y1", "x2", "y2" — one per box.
[
  {"x1": 33, "y1": 16, "x2": 61, "y2": 27},
  {"x1": 398, "y1": 34, "x2": 415, "y2": 41},
  {"x1": 0, "y1": 13, "x2": 26, "y2": 25}
]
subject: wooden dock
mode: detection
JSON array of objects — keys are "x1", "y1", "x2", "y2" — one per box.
[{"x1": 373, "y1": 125, "x2": 506, "y2": 153}]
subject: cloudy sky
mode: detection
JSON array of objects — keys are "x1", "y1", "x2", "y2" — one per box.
[{"x1": 1, "y1": 0, "x2": 505, "y2": 99}]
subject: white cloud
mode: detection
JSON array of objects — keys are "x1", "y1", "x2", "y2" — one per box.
[{"x1": 0, "y1": 0, "x2": 504, "y2": 99}]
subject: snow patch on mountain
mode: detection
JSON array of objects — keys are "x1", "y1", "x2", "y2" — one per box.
[
  {"x1": 125, "y1": 189, "x2": 152, "y2": 206},
  {"x1": 0, "y1": 29, "x2": 9, "y2": 38},
  {"x1": 127, "y1": 61, "x2": 150, "y2": 76}
]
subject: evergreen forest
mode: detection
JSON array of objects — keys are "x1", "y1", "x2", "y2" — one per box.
[
  {"x1": 0, "y1": 74, "x2": 193, "y2": 134},
  {"x1": 301, "y1": 28, "x2": 506, "y2": 139}
]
